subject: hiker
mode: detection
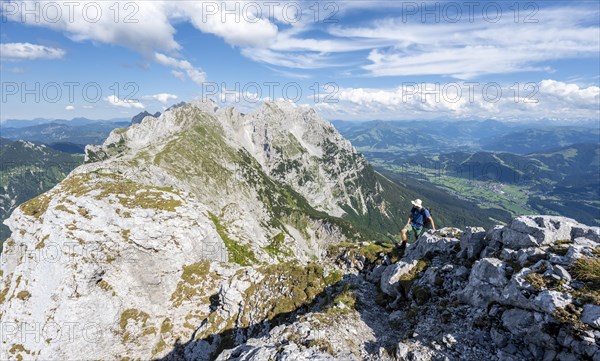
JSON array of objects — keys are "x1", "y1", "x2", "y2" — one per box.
[{"x1": 399, "y1": 199, "x2": 435, "y2": 249}]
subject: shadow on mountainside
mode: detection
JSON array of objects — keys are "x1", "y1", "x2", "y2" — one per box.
[{"x1": 155, "y1": 271, "x2": 404, "y2": 361}]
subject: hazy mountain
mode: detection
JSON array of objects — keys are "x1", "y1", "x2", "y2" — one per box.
[
  {"x1": 1, "y1": 117, "x2": 129, "y2": 128},
  {"x1": 481, "y1": 127, "x2": 600, "y2": 154},
  {"x1": 333, "y1": 119, "x2": 598, "y2": 156},
  {"x1": 1, "y1": 121, "x2": 129, "y2": 148}
]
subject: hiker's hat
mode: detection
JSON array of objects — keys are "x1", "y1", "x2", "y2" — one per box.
[{"x1": 411, "y1": 199, "x2": 423, "y2": 208}]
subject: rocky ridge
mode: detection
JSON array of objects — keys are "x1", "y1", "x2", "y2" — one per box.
[
  {"x1": 212, "y1": 215, "x2": 600, "y2": 361},
  {"x1": 1, "y1": 100, "x2": 404, "y2": 360}
]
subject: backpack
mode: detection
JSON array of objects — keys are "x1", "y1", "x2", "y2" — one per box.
[{"x1": 421, "y1": 207, "x2": 433, "y2": 229}]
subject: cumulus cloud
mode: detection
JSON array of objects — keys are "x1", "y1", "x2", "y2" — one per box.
[
  {"x1": 0, "y1": 42, "x2": 65, "y2": 60},
  {"x1": 155, "y1": 53, "x2": 206, "y2": 85},
  {"x1": 313, "y1": 80, "x2": 600, "y2": 121},
  {"x1": 65, "y1": 105, "x2": 75, "y2": 111},
  {"x1": 2, "y1": 1, "x2": 179, "y2": 54},
  {"x1": 142, "y1": 93, "x2": 178, "y2": 104},
  {"x1": 104, "y1": 95, "x2": 145, "y2": 109},
  {"x1": 539, "y1": 79, "x2": 600, "y2": 104},
  {"x1": 2, "y1": 1, "x2": 278, "y2": 53}
]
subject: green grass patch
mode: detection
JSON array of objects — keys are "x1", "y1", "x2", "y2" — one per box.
[
  {"x1": 571, "y1": 257, "x2": 600, "y2": 288},
  {"x1": 20, "y1": 193, "x2": 52, "y2": 219},
  {"x1": 264, "y1": 232, "x2": 293, "y2": 259},
  {"x1": 208, "y1": 212, "x2": 258, "y2": 266}
]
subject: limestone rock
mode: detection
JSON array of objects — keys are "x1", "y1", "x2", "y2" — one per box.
[
  {"x1": 380, "y1": 259, "x2": 420, "y2": 297},
  {"x1": 461, "y1": 258, "x2": 508, "y2": 307},
  {"x1": 582, "y1": 304, "x2": 600, "y2": 329},
  {"x1": 459, "y1": 227, "x2": 486, "y2": 259}
]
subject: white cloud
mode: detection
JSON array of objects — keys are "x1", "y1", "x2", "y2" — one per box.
[
  {"x1": 177, "y1": 2, "x2": 278, "y2": 47},
  {"x1": 155, "y1": 53, "x2": 206, "y2": 85},
  {"x1": 240, "y1": 48, "x2": 343, "y2": 69},
  {"x1": 2, "y1": 1, "x2": 278, "y2": 58},
  {"x1": 171, "y1": 70, "x2": 185, "y2": 81},
  {"x1": 331, "y1": 8, "x2": 600, "y2": 78},
  {"x1": 65, "y1": 105, "x2": 75, "y2": 111},
  {"x1": 539, "y1": 79, "x2": 600, "y2": 102},
  {"x1": 3, "y1": 2, "x2": 599, "y2": 79},
  {"x1": 313, "y1": 80, "x2": 600, "y2": 121},
  {"x1": 0, "y1": 42, "x2": 65, "y2": 60},
  {"x1": 3, "y1": 1, "x2": 179, "y2": 55},
  {"x1": 104, "y1": 95, "x2": 145, "y2": 109},
  {"x1": 142, "y1": 93, "x2": 178, "y2": 104}
]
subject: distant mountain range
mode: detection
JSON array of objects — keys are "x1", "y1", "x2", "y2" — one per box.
[
  {"x1": 1, "y1": 117, "x2": 129, "y2": 128},
  {"x1": 1, "y1": 121, "x2": 130, "y2": 150},
  {"x1": 481, "y1": 127, "x2": 600, "y2": 154},
  {"x1": 333, "y1": 119, "x2": 600, "y2": 156},
  {"x1": 0, "y1": 114, "x2": 169, "y2": 153}
]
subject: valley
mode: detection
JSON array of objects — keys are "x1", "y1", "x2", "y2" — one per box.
[{"x1": 335, "y1": 120, "x2": 600, "y2": 227}]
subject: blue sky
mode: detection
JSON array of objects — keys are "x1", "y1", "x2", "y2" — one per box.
[{"x1": 1, "y1": 0, "x2": 599, "y2": 122}]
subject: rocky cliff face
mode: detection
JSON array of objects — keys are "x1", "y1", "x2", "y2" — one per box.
[
  {"x1": 0, "y1": 101, "x2": 403, "y2": 360},
  {"x1": 1, "y1": 101, "x2": 598, "y2": 361}
]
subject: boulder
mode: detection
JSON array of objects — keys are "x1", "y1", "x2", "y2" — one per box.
[
  {"x1": 553, "y1": 265, "x2": 572, "y2": 281},
  {"x1": 500, "y1": 268, "x2": 538, "y2": 309},
  {"x1": 461, "y1": 258, "x2": 508, "y2": 306},
  {"x1": 366, "y1": 264, "x2": 387, "y2": 283},
  {"x1": 533, "y1": 290, "x2": 572, "y2": 314},
  {"x1": 552, "y1": 244, "x2": 597, "y2": 266},
  {"x1": 459, "y1": 227, "x2": 486, "y2": 259},
  {"x1": 501, "y1": 216, "x2": 583, "y2": 250},
  {"x1": 380, "y1": 259, "x2": 421, "y2": 297},
  {"x1": 515, "y1": 247, "x2": 547, "y2": 266},
  {"x1": 502, "y1": 309, "x2": 535, "y2": 338},
  {"x1": 486, "y1": 225, "x2": 504, "y2": 243},
  {"x1": 582, "y1": 304, "x2": 600, "y2": 329},
  {"x1": 406, "y1": 232, "x2": 460, "y2": 261},
  {"x1": 571, "y1": 226, "x2": 600, "y2": 243}
]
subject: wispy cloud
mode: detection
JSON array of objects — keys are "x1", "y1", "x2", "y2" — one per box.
[
  {"x1": 332, "y1": 8, "x2": 600, "y2": 79},
  {"x1": 3, "y1": 2, "x2": 599, "y2": 81},
  {"x1": 0, "y1": 42, "x2": 65, "y2": 60},
  {"x1": 154, "y1": 53, "x2": 207, "y2": 85}
]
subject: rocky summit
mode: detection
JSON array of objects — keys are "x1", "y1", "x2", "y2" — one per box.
[{"x1": 1, "y1": 101, "x2": 599, "y2": 361}]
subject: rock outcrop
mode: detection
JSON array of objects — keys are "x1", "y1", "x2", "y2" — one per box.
[
  {"x1": 1, "y1": 101, "x2": 406, "y2": 360},
  {"x1": 377, "y1": 216, "x2": 600, "y2": 361}
]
